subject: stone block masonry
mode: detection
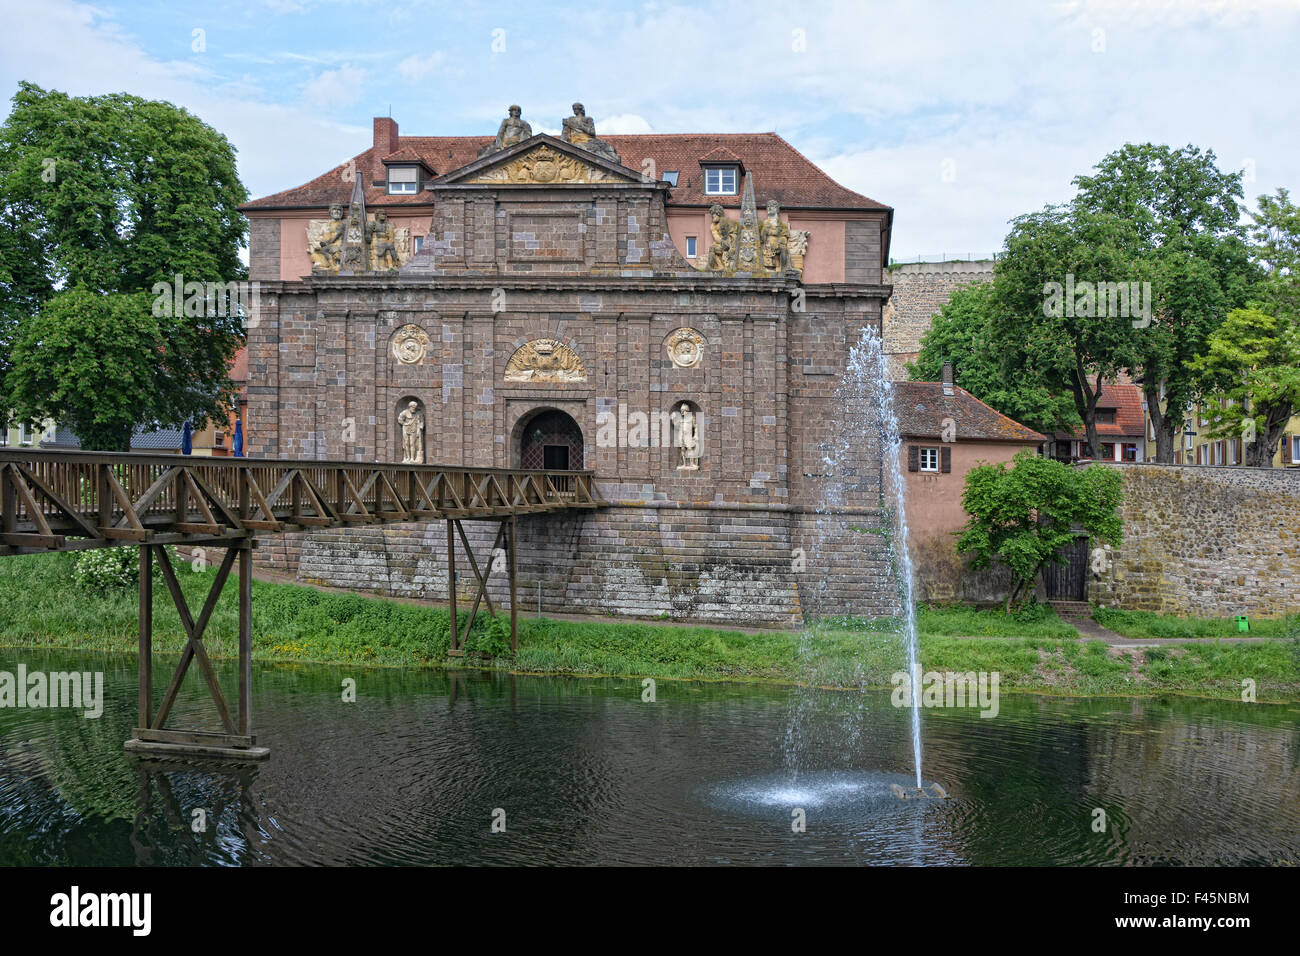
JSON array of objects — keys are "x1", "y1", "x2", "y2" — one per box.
[
  {"x1": 1089, "y1": 463, "x2": 1300, "y2": 618},
  {"x1": 263, "y1": 498, "x2": 898, "y2": 626}
]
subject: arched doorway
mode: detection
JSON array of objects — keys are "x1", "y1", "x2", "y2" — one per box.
[{"x1": 519, "y1": 409, "x2": 584, "y2": 471}]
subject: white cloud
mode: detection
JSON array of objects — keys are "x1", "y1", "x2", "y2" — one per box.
[
  {"x1": 599, "y1": 113, "x2": 653, "y2": 135},
  {"x1": 301, "y1": 64, "x2": 366, "y2": 108},
  {"x1": 395, "y1": 52, "x2": 446, "y2": 83}
]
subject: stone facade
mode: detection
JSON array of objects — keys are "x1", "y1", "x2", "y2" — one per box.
[
  {"x1": 1088, "y1": 463, "x2": 1300, "y2": 618},
  {"x1": 882, "y1": 259, "x2": 994, "y2": 378},
  {"x1": 244, "y1": 131, "x2": 896, "y2": 623}
]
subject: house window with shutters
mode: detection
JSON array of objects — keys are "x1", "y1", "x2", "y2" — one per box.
[{"x1": 908, "y1": 445, "x2": 950, "y2": 474}]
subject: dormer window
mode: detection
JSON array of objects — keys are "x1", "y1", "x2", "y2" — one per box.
[
  {"x1": 704, "y1": 166, "x2": 738, "y2": 195},
  {"x1": 387, "y1": 165, "x2": 419, "y2": 195}
]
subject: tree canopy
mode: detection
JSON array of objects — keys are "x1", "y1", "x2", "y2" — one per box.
[{"x1": 0, "y1": 82, "x2": 249, "y2": 449}]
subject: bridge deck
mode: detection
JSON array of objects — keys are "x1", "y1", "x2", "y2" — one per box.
[{"x1": 0, "y1": 449, "x2": 603, "y2": 555}]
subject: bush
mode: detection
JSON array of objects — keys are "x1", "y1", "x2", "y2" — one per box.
[
  {"x1": 72, "y1": 548, "x2": 138, "y2": 590},
  {"x1": 71, "y1": 545, "x2": 192, "y2": 592}
]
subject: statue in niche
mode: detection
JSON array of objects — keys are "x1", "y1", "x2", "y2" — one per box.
[
  {"x1": 705, "y1": 204, "x2": 736, "y2": 271},
  {"x1": 308, "y1": 203, "x2": 345, "y2": 272},
  {"x1": 676, "y1": 404, "x2": 701, "y2": 471},
  {"x1": 368, "y1": 209, "x2": 400, "y2": 271},
  {"x1": 561, "y1": 103, "x2": 620, "y2": 162},
  {"x1": 397, "y1": 401, "x2": 425, "y2": 464},
  {"x1": 761, "y1": 199, "x2": 790, "y2": 272},
  {"x1": 480, "y1": 105, "x2": 533, "y2": 157}
]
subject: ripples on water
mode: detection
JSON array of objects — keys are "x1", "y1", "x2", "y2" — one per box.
[{"x1": 0, "y1": 648, "x2": 1296, "y2": 866}]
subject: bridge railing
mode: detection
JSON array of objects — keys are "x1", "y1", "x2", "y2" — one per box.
[{"x1": 0, "y1": 449, "x2": 602, "y2": 555}]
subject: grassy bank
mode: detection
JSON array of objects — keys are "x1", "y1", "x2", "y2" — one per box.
[
  {"x1": 1, "y1": 551, "x2": 1296, "y2": 701},
  {"x1": 1094, "y1": 606, "x2": 1296, "y2": 640}
]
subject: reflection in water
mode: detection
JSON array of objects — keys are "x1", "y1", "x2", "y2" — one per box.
[{"x1": 0, "y1": 648, "x2": 1296, "y2": 866}]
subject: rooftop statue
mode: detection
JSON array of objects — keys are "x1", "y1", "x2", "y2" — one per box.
[
  {"x1": 479, "y1": 105, "x2": 533, "y2": 157},
  {"x1": 561, "y1": 103, "x2": 620, "y2": 163}
]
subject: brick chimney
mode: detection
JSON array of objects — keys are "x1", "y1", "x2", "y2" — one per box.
[
  {"x1": 942, "y1": 361, "x2": 954, "y2": 395},
  {"x1": 373, "y1": 116, "x2": 398, "y2": 156}
]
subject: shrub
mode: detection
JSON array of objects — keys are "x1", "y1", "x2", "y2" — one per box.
[{"x1": 72, "y1": 548, "x2": 139, "y2": 590}]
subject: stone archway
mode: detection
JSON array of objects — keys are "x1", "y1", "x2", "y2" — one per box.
[{"x1": 518, "y1": 409, "x2": 584, "y2": 471}]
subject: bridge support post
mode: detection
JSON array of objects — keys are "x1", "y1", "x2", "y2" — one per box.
[
  {"x1": 447, "y1": 519, "x2": 459, "y2": 654},
  {"x1": 124, "y1": 540, "x2": 269, "y2": 762},
  {"x1": 508, "y1": 516, "x2": 518, "y2": 652}
]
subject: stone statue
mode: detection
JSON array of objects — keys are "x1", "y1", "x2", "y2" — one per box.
[
  {"x1": 705, "y1": 204, "x2": 735, "y2": 271},
  {"x1": 761, "y1": 199, "x2": 789, "y2": 272},
  {"x1": 788, "y1": 229, "x2": 810, "y2": 272},
  {"x1": 308, "y1": 203, "x2": 345, "y2": 272},
  {"x1": 368, "y1": 209, "x2": 399, "y2": 270},
  {"x1": 561, "y1": 103, "x2": 620, "y2": 162},
  {"x1": 397, "y1": 400, "x2": 425, "y2": 464},
  {"x1": 676, "y1": 403, "x2": 700, "y2": 471},
  {"x1": 480, "y1": 105, "x2": 533, "y2": 157}
]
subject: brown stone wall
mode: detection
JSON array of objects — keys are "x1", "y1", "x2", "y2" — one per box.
[
  {"x1": 883, "y1": 259, "x2": 994, "y2": 378},
  {"x1": 1089, "y1": 463, "x2": 1300, "y2": 618}
]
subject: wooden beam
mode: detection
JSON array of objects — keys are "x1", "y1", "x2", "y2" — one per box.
[
  {"x1": 138, "y1": 545, "x2": 152, "y2": 728},
  {"x1": 447, "y1": 519, "x2": 458, "y2": 652}
]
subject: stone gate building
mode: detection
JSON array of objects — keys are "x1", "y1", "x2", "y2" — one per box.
[{"x1": 240, "y1": 105, "x2": 897, "y2": 624}]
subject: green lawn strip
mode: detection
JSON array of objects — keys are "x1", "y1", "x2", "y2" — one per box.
[
  {"x1": 1, "y1": 552, "x2": 1296, "y2": 700},
  {"x1": 1093, "y1": 607, "x2": 1296, "y2": 640}
]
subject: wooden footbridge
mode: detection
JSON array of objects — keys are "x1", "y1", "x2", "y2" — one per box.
[{"x1": 0, "y1": 449, "x2": 604, "y2": 760}]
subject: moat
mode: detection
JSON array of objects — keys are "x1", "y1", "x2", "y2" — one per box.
[{"x1": 0, "y1": 648, "x2": 1296, "y2": 866}]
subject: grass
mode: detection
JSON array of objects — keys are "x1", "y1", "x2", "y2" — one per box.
[
  {"x1": 0, "y1": 551, "x2": 1296, "y2": 701},
  {"x1": 1094, "y1": 607, "x2": 1298, "y2": 640}
]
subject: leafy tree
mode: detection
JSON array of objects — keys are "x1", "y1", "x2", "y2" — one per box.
[
  {"x1": 1071, "y1": 143, "x2": 1256, "y2": 462},
  {"x1": 8, "y1": 287, "x2": 242, "y2": 452},
  {"x1": 1189, "y1": 305, "x2": 1299, "y2": 466},
  {"x1": 909, "y1": 281, "x2": 1078, "y2": 437},
  {"x1": 0, "y1": 82, "x2": 248, "y2": 444},
  {"x1": 991, "y1": 204, "x2": 1140, "y2": 457},
  {"x1": 1188, "y1": 188, "x2": 1300, "y2": 466},
  {"x1": 957, "y1": 451, "x2": 1124, "y2": 612}
]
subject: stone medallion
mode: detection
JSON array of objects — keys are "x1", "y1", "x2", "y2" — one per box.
[
  {"x1": 392, "y1": 324, "x2": 430, "y2": 365},
  {"x1": 665, "y1": 328, "x2": 706, "y2": 369}
]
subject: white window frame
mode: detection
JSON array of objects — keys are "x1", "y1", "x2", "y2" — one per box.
[
  {"x1": 685, "y1": 236, "x2": 697, "y2": 258},
  {"x1": 704, "y1": 167, "x2": 738, "y2": 196},
  {"x1": 1293, "y1": 436, "x2": 1300, "y2": 461},
  {"x1": 18, "y1": 423, "x2": 32, "y2": 445},
  {"x1": 919, "y1": 447, "x2": 940, "y2": 472},
  {"x1": 387, "y1": 165, "x2": 419, "y2": 195}
]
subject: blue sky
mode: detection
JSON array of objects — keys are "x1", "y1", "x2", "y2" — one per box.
[{"x1": 2, "y1": 0, "x2": 1298, "y2": 259}]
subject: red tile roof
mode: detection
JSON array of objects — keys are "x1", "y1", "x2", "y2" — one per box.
[
  {"x1": 696, "y1": 145, "x2": 745, "y2": 166},
  {"x1": 1053, "y1": 380, "x2": 1146, "y2": 441},
  {"x1": 242, "y1": 132, "x2": 889, "y2": 212},
  {"x1": 894, "y1": 382, "x2": 1046, "y2": 444}
]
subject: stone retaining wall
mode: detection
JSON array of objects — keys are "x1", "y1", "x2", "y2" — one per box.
[
  {"x1": 1089, "y1": 463, "x2": 1300, "y2": 618},
  {"x1": 256, "y1": 499, "x2": 898, "y2": 626}
]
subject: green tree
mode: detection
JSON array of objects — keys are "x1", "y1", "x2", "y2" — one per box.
[
  {"x1": 957, "y1": 451, "x2": 1124, "y2": 612},
  {"x1": 8, "y1": 287, "x2": 242, "y2": 453},
  {"x1": 1188, "y1": 189, "x2": 1300, "y2": 466},
  {"x1": 1189, "y1": 305, "x2": 1299, "y2": 466},
  {"x1": 1071, "y1": 143, "x2": 1256, "y2": 462},
  {"x1": 0, "y1": 82, "x2": 248, "y2": 445},
  {"x1": 909, "y1": 280, "x2": 1078, "y2": 436},
  {"x1": 991, "y1": 204, "x2": 1140, "y2": 457}
]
